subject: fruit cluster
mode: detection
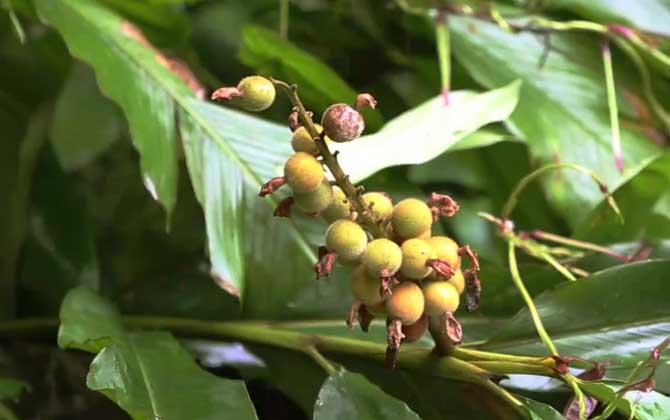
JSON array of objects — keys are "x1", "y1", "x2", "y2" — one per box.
[{"x1": 213, "y1": 75, "x2": 482, "y2": 368}]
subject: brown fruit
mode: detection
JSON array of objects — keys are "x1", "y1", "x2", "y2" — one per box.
[
  {"x1": 400, "y1": 238, "x2": 436, "y2": 279},
  {"x1": 284, "y1": 152, "x2": 324, "y2": 193},
  {"x1": 402, "y1": 315, "x2": 428, "y2": 343},
  {"x1": 423, "y1": 280, "x2": 460, "y2": 318},
  {"x1": 321, "y1": 103, "x2": 365, "y2": 142},
  {"x1": 385, "y1": 282, "x2": 424, "y2": 325},
  {"x1": 325, "y1": 219, "x2": 368, "y2": 263},
  {"x1": 391, "y1": 198, "x2": 433, "y2": 239}
]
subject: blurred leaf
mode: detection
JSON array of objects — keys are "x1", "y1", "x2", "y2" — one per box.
[
  {"x1": 239, "y1": 24, "x2": 384, "y2": 130},
  {"x1": 450, "y1": 17, "x2": 663, "y2": 226},
  {"x1": 0, "y1": 377, "x2": 28, "y2": 402},
  {"x1": 51, "y1": 63, "x2": 123, "y2": 171},
  {"x1": 545, "y1": 0, "x2": 670, "y2": 36},
  {"x1": 58, "y1": 287, "x2": 258, "y2": 420},
  {"x1": 335, "y1": 80, "x2": 521, "y2": 182},
  {"x1": 313, "y1": 369, "x2": 422, "y2": 420},
  {"x1": 447, "y1": 128, "x2": 516, "y2": 152},
  {"x1": 581, "y1": 381, "x2": 670, "y2": 420},
  {"x1": 484, "y1": 261, "x2": 670, "y2": 373},
  {"x1": 36, "y1": 0, "x2": 182, "y2": 223},
  {"x1": 523, "y1": 398, "x2": 566, "y2": 420}
]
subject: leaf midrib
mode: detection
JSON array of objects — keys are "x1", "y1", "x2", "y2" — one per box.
[{"x1": 60, "y1": 0, "x2": 316, "y2": 263}]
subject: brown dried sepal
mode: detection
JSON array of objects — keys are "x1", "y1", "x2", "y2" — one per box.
[
  {"x1": 427, "y1": 192, "x2": 460, "y2": 221},
  {"x1": 385, "y1": 319, "x2": 405, "y2": 371},
  {"x1": 211, "y1": 86, "x2": 243, "y2": 102},
  {"x1": 464, "y1": 269, "x2": 481, "y2": 312},
  {"x1": 346, "y1": 301, "x2": 375, "y2": 332},
  {"x1": 273, "y1": 196, "x2": 294, "y2": 218},
  {"x1": 443, "y1": 311, "x2": 463, "y2": 344},
  {"x1": 378, "y1": 269, "x2": 397, "y2": 298},
  {"x1": 314, "y1": 246, "x2": 337, "y2": 279},
  {"x1": 458, "y1": 245, "x2": 480, "y2": 272},
  {"x1": 426, "y1": 258, "x2": 455, "y2": 279},
  {"x1": 355, "y1": 93, "x2": 377, "y2": 111},
  {"x1": 259, "y1": 176, "x2": 286, "y2": 197}
]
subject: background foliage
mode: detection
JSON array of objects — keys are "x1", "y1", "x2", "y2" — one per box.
[{"x1": 0, "y1": 0, "x2": 668, "y2": 419}]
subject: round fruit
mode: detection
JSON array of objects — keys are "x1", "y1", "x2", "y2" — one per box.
[
  {"x1": 362, "y1": 238, "x2": 402, "y2": 277},
  {"x1": 400, "y1": 238, "x2": 436, "y2": 279},
  {"x1": 417, "y1": 229, "x2": 432, "y2": 240},
  {"x1": 448, "y1": 269, "x2": 465, "y2": 295},
  {"x1": 391, "y1": 198, "x2": 433, "y2": 239},
  {"x1": 291, "y1": 124, "x2": 332, "y2": 155},
  {"x1": 402, "y1": 315, "x2": 428, "y2": 343},
  {"x1": 385, "y1": 282, "x2": 424, "y2": 325},
  {"x1": 235, "y1": 76, "x2": 275, "y2": 111},
  {"x1": 362, "y1": 192, "x2": 393, "y2": 221},
  {"x1": 423, "y1": 280, "x2": 460, "y2": 318},
  {"x1": 321, "y1": 186, "x2": 351, "y2": 222},
  {"x1": 293, "y1": 181, "x2": 333, "y2": 214},
  {"x1": 284, "y1": 152, "x2": 324, "y2": 193},
  {"x1": 325, "y1": 219, "x2": 368, "y2": 263},
  {"x1": 428, "y1": 236, "x2": 461, "y2": 278},
  {"x1": 350, "y1": 265, "x2": 384, "y2": 306},
  {"x1": 321, "y1": 103, "x2": 365, "y2": 142}
]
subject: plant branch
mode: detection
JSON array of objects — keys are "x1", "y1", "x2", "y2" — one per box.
[
  {"x1": 527, "y1": 230, "x2": 628, "y2": 261},
  {"x1": 278, "y1": 0, "x2": 289, "y2": 40},
  {"x1": 435, "y1": 11, "x2": 450, "y2": 104},
  {"x1": 602, "y1": 40, "x2": 623, "y2": 173}
]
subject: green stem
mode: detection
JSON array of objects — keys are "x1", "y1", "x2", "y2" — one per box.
[
  {"x1": 540, "y1": 251, "x2": 577, "y2": 282},
  {"x1": 0, "y1": 402, "x2": 18, "y2": 420},
  {"x1": 278, "y1": 0, "x2": 289, "y2": 40},
  {"x1": 565, "y1": 374, "x2": 587, "y2": 420},
  {"x1": 602, "y1": 39, "x2": 623, "y2": 173},
  {"x1": 507, "y1": 240, "x2": 559, "y2": 356},
  {"x1": 435, "y1": 12, "x2": 450, "y2": 104},
  {"x1": 529, "y1": 230, "x2": 627, "y2": 261},
  {"x1": 305, "y1": 346, "x2": 337, "y2": 375}
]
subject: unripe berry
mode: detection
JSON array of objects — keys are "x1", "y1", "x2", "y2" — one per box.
[
  {"x1": 293, "y1": 180, "x2": 333, "y2": 214},
  {"x1": 325, "y1": 219, "x2": 368, "y2": 263},
  {"x1": 391, "y1": 198, "x2": 433, "y2": 239},
  {"x1": 362, "y1": 192, "x2": 393, "y2": 221},
  {"x1": 423, "y1": 280, "x2": 460, "y2": 318},
  {"x1": 385, "y1": 282, "x2": 424, "y2": 325},
  {"x1": 400, "y1": 238, "x2": 436, "y2": 279},
  {"x1": 417, "y1": 229, "x2": 432, "y2": 240},
  {"x1": 350, "y1": 265, "x2": 384, "y2": 306},
  {"x1": 321, "y1": 186, "x2": 351, "y2": 222},
  {"x1": 362, "y1": 238, "x2": 402, "y2": 278},
  {"x1": 448, "y1": 269, "x2": 465, "y2": 295},
  {"x1": 428, "y1": 236, "x2": 461, "y2": 279},
  {"x1": 321, "y1": 103, "x2": 365, "y2": 142},
  {"x1": 291, "y1": 124, "x2": 332, "y2": 155},
  {"x1": 284, "y1": 152, "x2": 324, "y2": 193},
  {"x1": 236, "y1": 76, "x2": 276, "y2": 111}
]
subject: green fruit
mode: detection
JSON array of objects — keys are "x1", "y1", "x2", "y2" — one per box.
[
  {"x1": 284, "y1": 152, "x2": 324, "y2": 193},
  {"x1": 423, "y1": 280, "x2": 460, "y2": 318},
  {"x1": 362, "y1": 238, "x2": 402, "y2": 278},
  {"x1": 294, "y1": 181, "x2": 333, "y2": 214},
  {"x1": 321, "y1": 103, "x2": 365, "y2": 142},
  {"x1": 428, "y1": 236, "x2": 461, "y2": 280},
  {"x1": 291, "y1": 124, "x2": 332, "y2": 155},
  {"x1": 321, "y1": 186, "x2": 351, "y2": 222},
  {"x1": 362, "y1": 192, "x2": 393, "y2": 221},
  {"x1": 391, "y1": 198, "x2": 433, "y2": 239},
  {"x1": 448, "y1": 269, "x2": 465, "y2": 295},
  {"x1": 385, "y1": 282, "x2": 424, "y2": 325},
  {"x1": 235, "y1": 76, "x2": 276, "y2": 111},
  {"x1": 350, "y1": 265, "x2": 384, "y2": 306},
  {"x1": 325, "y1": 219, "x2": 368, "y2": 263},
  {"x1": 400, "y1": 238, "x2": 436, "y2": 279}
]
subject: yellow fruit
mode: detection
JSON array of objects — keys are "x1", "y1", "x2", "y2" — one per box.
[
  {"x1": 362, "y1": 238, "x2": 402, "y2": 277},
  {"x1": 391, "y1": 198, "x2": 433, "y2": 239},
  {"x1": 423, "y1": 280, "x2": 460, "y2": 318},
  {"x1": 321, "y1": 186, "x2": 351, "y2": 222},
  {"x1": 290, "y1": 124, "x2": 332, "y2": 155},
  {"x1": 293, "y1": 181, "x2": 333, "y2": 214},
  {"x1": 448, "y1": 269, "x2": 465, "y2": 295},
  {"x1": 325, "y1": 219, "x2": 368, "y2": 263},
  {"x1": 235, "y1": 76, "x2": 276, "y2": 111},
  {"x1": 400, "y1": 238, "x2": 436, "y2": 279},
  {"x1": 284, "y1": 152, "x2": 324, "y2": 193},
  {"x1": 428, "y1": 236, "x2": 461, "y2": 279},
  {"x1": 385, "y1": 282, "x2": 424, "y2": 325},
  {"x1": 362, "y1": 192, "x2": 393, "y2": 221},
  {"x1": 350, "y1": 265, "x2": 384, "y2": 306},
  {"x1": 417, "y1": 229, "x2": 432, "y2": 240}
]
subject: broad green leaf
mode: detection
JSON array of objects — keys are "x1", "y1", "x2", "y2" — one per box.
[
  {"x1": 313, "y1": 369, "x2": 422, "y2": 420},
  {"x1": 0, "y1": 377, "x2": 28, "y2": 402},
  {"x1": 523, "y1": 398, "x2": 566, "y2": 420},
  {"x1": 483, "y1": 261, "x2": 670, "y2": 372},
  {"x1": 36, "y1": 0, "x2": 181, "y2": 221},
  {"x1": 450, "y1": 17, "x2": 663, "y2": 226},
  {"x1": 58, "y1": 286, "x2": 258, "y2": 420},
  {"x1": 545, "y1": 0, "x2": 670, "y2": 36},
  {"x1": 239, "y1": 24, "x2": 384, "y2": 130},
  {"x1": 581, "y1": 381, "x2": 670, "y2": 420},
  {"x1": 334, "y1": 80, "x2": 521, "y2": 182},
  {"x1": 51, "y1": 63, "x2": 122, "y2": 171}
]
